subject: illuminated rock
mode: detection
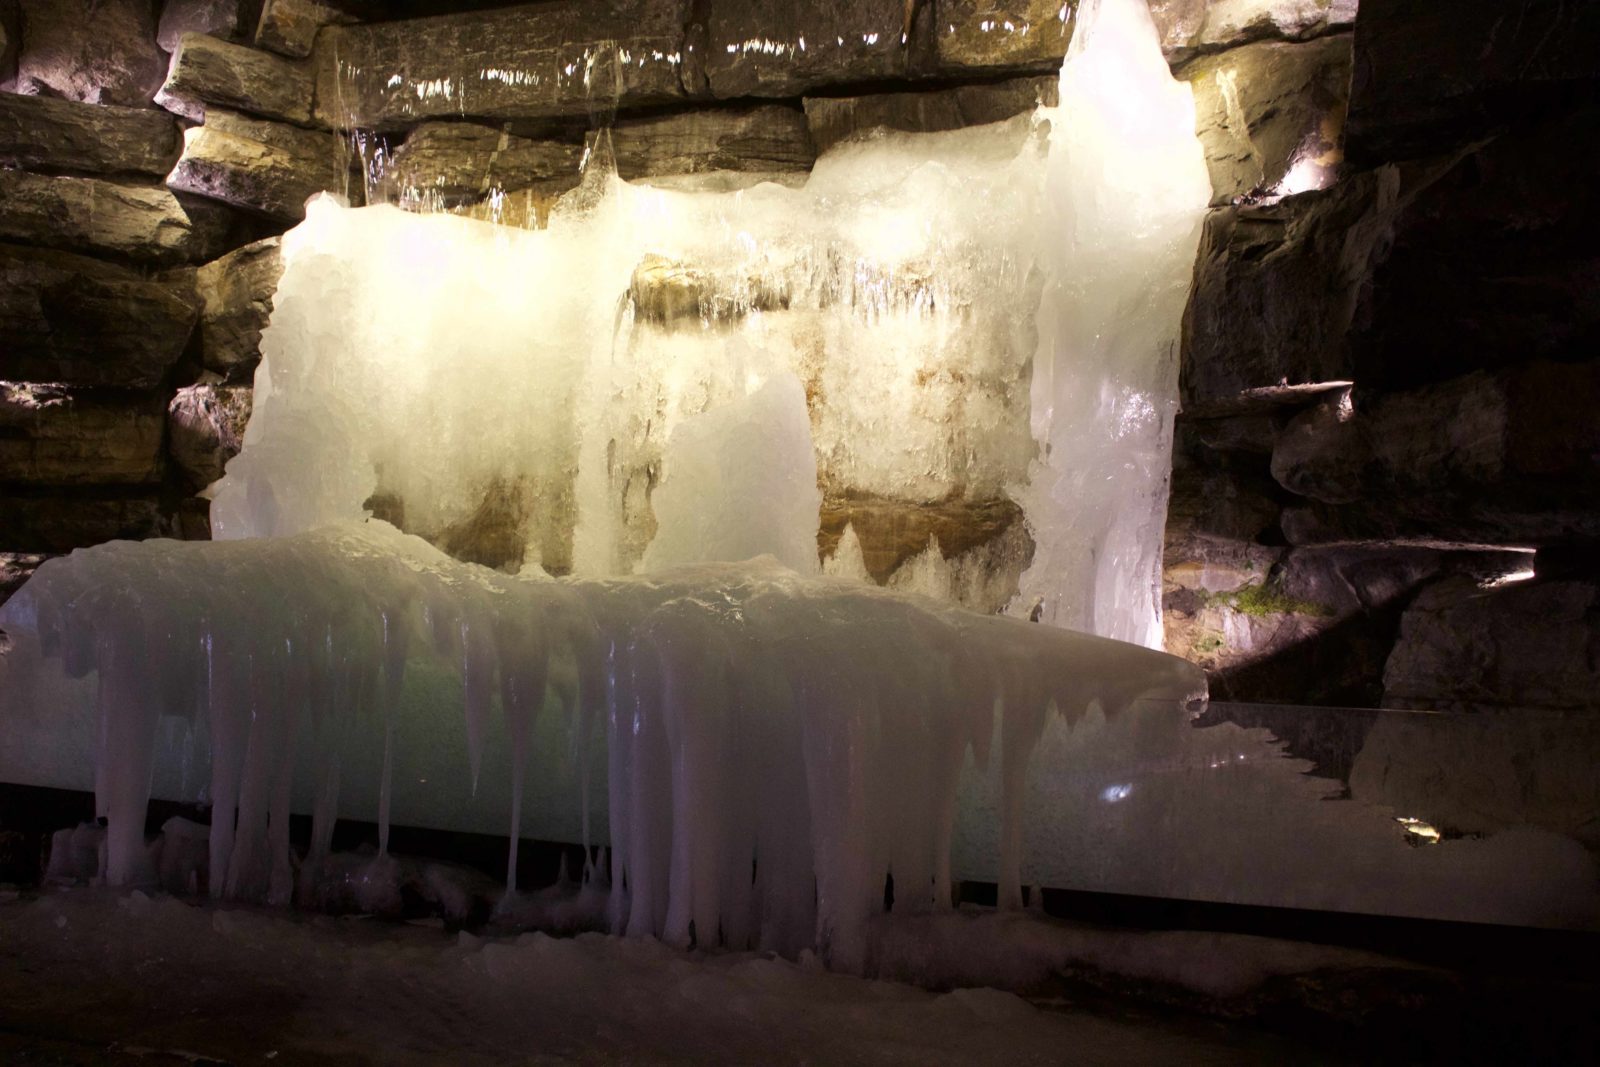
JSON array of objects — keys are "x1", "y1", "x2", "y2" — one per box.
[
  {"x1": 194, "y1": 235, "x2": 283, "y2": 379},
  {"x1": 13, "y1": 0, "x2": 165, "y2": 106},
  {"x1": 254, "y1": 0, "x2": 356, "y2": 59},
  {"x1": 0, "y1": 384, "x2": 164, "y2": 487},
  {"x1": 804, "y1": 76, "x2": 1056, "y2": 152},
  {"x1": 0, "y1": 169, "x2": 238, "y2": 265},
  {"x1": 168, "y1": 110, "x2": 354, "y2": 220},
  {"x1": 1181, "y1": 34, "x2": 1351, "y2": 204},
  {"x1": 157, "y1": 32, "x2": 316, "y2": 126}
]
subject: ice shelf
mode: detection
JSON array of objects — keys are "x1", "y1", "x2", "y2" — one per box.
[{"x1": 0, "y1": 521, "x2": 1206, "y2": 965}]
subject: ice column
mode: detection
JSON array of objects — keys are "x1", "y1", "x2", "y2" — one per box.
[{"x1": 1013, "y1": 0, "x2": 1211, "y2": 646}]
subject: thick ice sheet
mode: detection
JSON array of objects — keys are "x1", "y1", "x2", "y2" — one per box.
[{"x1": 0, "y1": 521, "x2": 1205, "y2": 965}]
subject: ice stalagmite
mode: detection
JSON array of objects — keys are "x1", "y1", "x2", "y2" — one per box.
[
  {"x1": 0, "y1": 0, "x2": 1217, "y2": 963},
  {"x1": 1015, "y1": 0, "x2": 1211, "y2": 645}
]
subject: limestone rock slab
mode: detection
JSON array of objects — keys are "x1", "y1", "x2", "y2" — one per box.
[
  {"x1": 702, "y1": 0, "x2": 910, "y2": 98},
  {"x1": 194, "y1": 236, "x2": 283, "y2": 379},
  {"x1": 255, "y1": 0, "x2": 354, "y2": 59},
  {"x1": 1180, "y1": 168, "x2": 1405, "y2": 416},
  {"x1": 1150, "y1": 0, "x2": 1355, "y2": 66},
  {"x1": 1275, "y1": 361, "x2": 1600, "y2": 548},
  {"x1": 168, "y1": 110, "x2": 353, "y2": 220},
  {"x1": 932, "y1": 0, "x2": 1074, "y2": 74},
  {"x1": 375, "y1": 122, "x2": 583, "y2": 206},
  {"x1": 315, "y1": 0, "x2": 689, "y2": 129},
  {"x1": 1182, "y1": 34, "x2": 1350, "y2": 205},
  {"x1": 0, "y1": 91, "x2": 180, "y2": 177},
  {"x1": 157, "y1": 32, "x2": 315, "y2": 126},
  {"x1": 158, "y1": 0, "x2": 263, "y2": 52},
  {"x1": 804, "y1": 76, "x2": 1055, "y2": 152},
  {"x1": 0, "y1": 168, "x2": 237, "y2": 265},
  {"x1": 14, "y1": 0, "x2": 165, "y2": 106},
  {"x1": 610, "y1": 105, "x2": 814, "y2": 184},
  {"x1": 0, "y1": 383, "x2": 164, "y2": 486},
  {"x1": 1383, "y1": 576, "x2": 1600, "y2": 713},
  {"x1": 0, "y1": 242, "x2": 200, "y2": 389},
  {"x1": 168, "y1": 383, "x2": 253, "y2": 488}
]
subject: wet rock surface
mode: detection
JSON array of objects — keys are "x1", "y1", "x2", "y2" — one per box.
[
  {"x1": 316, "y1": 0, "x2": 691, "y2": 128},
  {"x1": 805, "y1": 76, "x2": 1056, "y2": 152}
]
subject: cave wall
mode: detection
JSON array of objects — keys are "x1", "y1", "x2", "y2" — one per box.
[{"x1": 1, "y1": 0, "x2": 1595, "y2": 713}]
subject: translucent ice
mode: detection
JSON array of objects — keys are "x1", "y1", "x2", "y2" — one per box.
[
  {"x1": 0, "y1": 522, "x2": 1206, "y2": 966},
  {"x1": 209, "y1": 0, "x2": 1209, "y2": 641}
]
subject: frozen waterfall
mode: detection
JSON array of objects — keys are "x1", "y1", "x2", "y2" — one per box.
[{"x1": 0, "y1": 0, "x2": 1230, "y2": 960}]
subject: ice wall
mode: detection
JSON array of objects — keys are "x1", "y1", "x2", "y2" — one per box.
[{"x1": 210, "y1": 0, "x2": 1209, "y2": 643}]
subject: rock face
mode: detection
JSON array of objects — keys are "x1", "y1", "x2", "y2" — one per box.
[
  {"x1": 0, "y1": 92, "x2": 181, "y2": 177},
  {"x1": 701, "y1": 0, "x2": 910, "y2": 98},
  {"x1": 168, "y1": 110, "x2": 354, "y2": 219},
  {"x1": 316, "y1": 0, "x2": 690, "y2": 129},
  {"x1": 0, "y1": 384, "x2": 164, "y2": 487},
  {"x1": 0, "y1": 168, "x2": 238, "y2": 265},
  {"x1": 193, "y1": 235, "x2": 283, "y2": 379},
  {"x1": 1274, "y1": 362, "x2": 1600, "y2": 547},
  {"x1": 374, "y1": 123, "x2": 583, "y2": 206},
  {"x1": 933, "y1": 0, "x2": 1074, "y2": 73},
  {"x1": 0, "y1": 243, "x2": 200, "y2": 389},
  {"x1": 0, "y1": 551, "x2": 50, "y2": 609},
  {"x1": 1349, "y1": 106, "x2": 1600, "y2": 393},
  {"x1": 157, "y1": 32, "x2": 316, "y2": 125},
  {"x1": 158, "y1": 0, "x2": 263, "y2": 52},
  {"x1": 609, "y1": 105, "x2": 815, "y2": 184},
  {"x1": 255, "y1": 0, "x2": 354, "y2": 59},
  {"x1": 13, "y1": 0, "x2": 166, "y2": 106},
  {"x1": 1151, "y1": 0, "x2": 1356, "y2": 65},
  {"x1": 1384, "y1": 577, "x2": 1600, "y2": 713},
  {"x1": 804, "y1": 76, "x2": 1056, "y2": 152},
  {"x1": 1346, "y1": 0, "x2": 1600, "y2": 163},
  {"x1": 1181, "y1": 34, "x2": 1350, "y2": 204},
  {"x1": 1180, "y1": 167, "x2": 1401, "y2": 414},
  {"x1": 168, "y1": 383, "x2": 253, "y2": 488},
  {"x1": 0, "y1": 494, "x2": 163, "y2": 552}
]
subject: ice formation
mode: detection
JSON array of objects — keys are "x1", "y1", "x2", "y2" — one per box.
[
  {"x1": 0, "y1": 0, "x2": 1232, "y2": 959},
  {"x1": 0, "y1": 521, "x2": 1205, "y2": 965}
]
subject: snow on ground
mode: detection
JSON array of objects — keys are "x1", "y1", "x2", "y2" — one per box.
[{"x1": 0, "y1": 888, "x2": 1343, "y2": 1065}]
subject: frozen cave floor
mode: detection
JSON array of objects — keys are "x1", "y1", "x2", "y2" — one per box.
[{"x1": 3, "y1": 887, "x2": 1596, "y2": 1066}]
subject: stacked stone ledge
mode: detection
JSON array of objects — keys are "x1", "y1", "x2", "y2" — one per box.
[{"x1": 1167, "y1": 0, "x2": 1600, "y2": 716}]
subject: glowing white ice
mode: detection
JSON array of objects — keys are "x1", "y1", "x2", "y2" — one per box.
[{"x1": 0, "y1": 0, "x2": 1227, "y2": 962}]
